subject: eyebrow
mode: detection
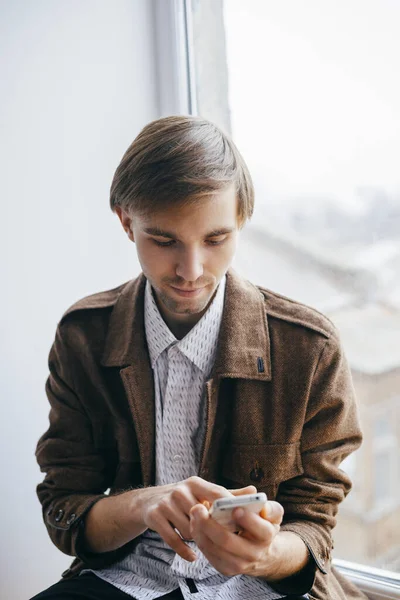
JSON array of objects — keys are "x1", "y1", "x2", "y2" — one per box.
[{"x1": 143, "y1": 227, "x2": 235, "y2": 239}]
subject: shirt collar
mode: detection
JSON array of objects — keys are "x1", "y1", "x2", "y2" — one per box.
[
  {"x1": 144, "y1": 282, "x2": 176, "y2": 367},
  {"x1": 145, "y1": 276, "x2": 226, "y2": 375}
]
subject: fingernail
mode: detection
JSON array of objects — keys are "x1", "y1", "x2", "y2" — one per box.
[
  {"x1": 235, "y1": 508, "x2": 244, "y2": 519},
  {"x1": 194, "y1": 506, "x2": 207, "y2": 519}
]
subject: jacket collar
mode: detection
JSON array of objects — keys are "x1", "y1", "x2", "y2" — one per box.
[
  {"x1": 101, "y1": 269, "x2": 272, "y2": 381},
  {"x1": 101, "y1": 273, "x2": 148, "y2": 368},
  {"x1": 213, "y1": 270, "x2": 271, "y2": 380}
]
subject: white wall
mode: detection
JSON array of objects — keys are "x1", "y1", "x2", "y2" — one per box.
[{"x1": 0, "y1": 1, "x2": 160, "y2": 598}]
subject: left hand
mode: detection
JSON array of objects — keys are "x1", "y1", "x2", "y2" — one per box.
[{"x1": 189, "y1": 499, "x2": 284, "y2": 578}]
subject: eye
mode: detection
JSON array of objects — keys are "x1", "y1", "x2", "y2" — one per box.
[
  {"x1": 206, "y1": 236, "x2": 227, "y2": 246},
  {"x1": 152, "y1": 239, "x2": 176, "y2": 247}
]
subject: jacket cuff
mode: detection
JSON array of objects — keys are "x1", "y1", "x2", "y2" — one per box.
[
  {"x1": 280, "y1": 520, "x2": 332, "y2": 575},
  {"x1": 265, "y1": 520, "x2": 332, "y2": 596},
  {"x1": 45, "y1": 493, "x2": 139, "y2": 570},
  {"x1": 267, "y1": 549, "x2": 316, "y2": 596},
  {"x1": 45, "y1": 493, "x2": 105, "y2": 550}
]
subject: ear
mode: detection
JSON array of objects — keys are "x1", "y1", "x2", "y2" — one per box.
[{"x1": 115, "y1": 206, "x2": 135, "y2": 242}]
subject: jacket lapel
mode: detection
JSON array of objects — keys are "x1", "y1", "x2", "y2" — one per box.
[
  {"x1": 200, "y1": 270, "x2": 272, "y2": 473},
  {"x1": 101, "y1": 274, "x2": 155, "y2": 486}
]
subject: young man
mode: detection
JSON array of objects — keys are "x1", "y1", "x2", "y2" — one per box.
[{"x1": 33, "y1": 116, "x2": 367, "y2": 600}]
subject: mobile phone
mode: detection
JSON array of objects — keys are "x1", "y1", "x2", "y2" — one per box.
[{"x1": 209, "y1": 492, "x2": 267, "y2": 532}]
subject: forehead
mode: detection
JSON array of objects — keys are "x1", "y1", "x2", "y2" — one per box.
[{"x1": 135, "y1": 185, "x2": 239, "y2": 236}]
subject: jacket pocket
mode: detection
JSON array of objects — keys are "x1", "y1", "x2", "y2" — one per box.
[{"x1": 221, "y1": 442, "x2": 303, "y2": 500}]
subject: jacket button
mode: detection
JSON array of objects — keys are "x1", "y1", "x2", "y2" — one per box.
[
  {"x1": 55, "y1": 509, "x2": 64, "y2": 522},
  {"x1": 66, "y1": 513, "x2": 76, "y2": 525},
  {"x1": 250, "y1": 467, "x2": 264, "y2": 482}
]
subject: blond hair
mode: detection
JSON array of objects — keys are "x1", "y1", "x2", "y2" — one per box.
[{"x1": 110, "y1": 115, "x2": 254, "y2": 226}]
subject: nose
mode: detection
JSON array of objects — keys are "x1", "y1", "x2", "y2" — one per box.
[{"x1": 175, "y1": 248, "x2": 204, "y2": 282}]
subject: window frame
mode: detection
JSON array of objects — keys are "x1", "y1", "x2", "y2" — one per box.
[
  {"x1": 335, "y1": 559, "x2": 400, "y2": 600},
  {"x1": 153, "y1": 0, "x2": 197, "y2": 116}
]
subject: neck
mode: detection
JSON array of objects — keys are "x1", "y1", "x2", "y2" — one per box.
[
  {"x1": 159, "y1": 306, "x2": 208, "y2": 340},
  {"x1": 152, "y1": 285, "x2": 220, "y2": 340}
]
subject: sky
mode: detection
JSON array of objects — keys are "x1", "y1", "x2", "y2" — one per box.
[{"x1": 224, "y1": 0, "x2": 400, "y2": 213}]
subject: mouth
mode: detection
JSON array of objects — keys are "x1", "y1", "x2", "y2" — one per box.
[{"x1": 169, "y1": 285, "x2": 205, "y2": 298}]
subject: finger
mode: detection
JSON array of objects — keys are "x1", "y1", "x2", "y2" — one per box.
[
  {"x1": 229, "y1": 485, "x2": 258, "y2": 497},
  {"x1": 187, "y1": 476, "x2": 233, "y2": 503},
  {"x1": 162, "y1": 503, "x2": 192, "y2": 541},
  {"x1": 190, "y1": 504, "x2": 258, "y2": 560},
  {"x1": 153, "y1": 514, "x2": 196, "y2": 562},
  {"x1": 170, "y1": 486, "x2": 200, "y2": 515},
  {"x1": 259, "y1": 501, "x2": 284, "y2": 525},
  {"x1": 232, "y1": 507, "x2": 277, "y2": 543},
  {"x1": 168, "y1": 488, "x2": 201, "y2": 538},
  {"x1": 195, "y1": 529, "x2": 247, "y2": 577}
]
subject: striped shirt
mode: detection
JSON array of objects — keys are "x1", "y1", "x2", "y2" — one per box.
[{"x1": 81, "y1": 277, "x2": 283, "y2": 599}]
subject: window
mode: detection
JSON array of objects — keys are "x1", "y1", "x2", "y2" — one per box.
[
  {"x1": 374, "y1": 451, "x2": 391, "y2": 505},
  {"x1": 372, "y1": 409, "x2": 398, "y2": 510},
  {"x1": 190, "y1": 0, "x2": 400, "y2": 576}
]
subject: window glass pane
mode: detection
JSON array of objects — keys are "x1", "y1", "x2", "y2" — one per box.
[
  {"x1": 191, "y1": 0, "x2": 400, "y2": 573},
  {"x1": 374, "y1": 451, "x2": 392, "y2": 504},
  {"x1": 374, "y1": 415, "x2": 392, "y2": 441}
]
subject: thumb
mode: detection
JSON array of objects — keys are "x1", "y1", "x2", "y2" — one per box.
[
  {"x1": 229, "y1": 485, "x2": 258, "y2": 497},
  {"x1": 260, "y1": 501, "x2": 284, "y2": 524}
]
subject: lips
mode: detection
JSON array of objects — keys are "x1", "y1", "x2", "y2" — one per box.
[{"x1": 170, "y1": 285, "x2": 205, "y2": 297}]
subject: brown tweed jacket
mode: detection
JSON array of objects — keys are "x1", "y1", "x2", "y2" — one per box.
[{"x1": 36, "y1": 270, "x2": 367, "y2": 599}]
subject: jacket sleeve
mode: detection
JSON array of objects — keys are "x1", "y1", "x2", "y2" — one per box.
[
  {"x1": 36, "y1": 322, "x2": 131, "y2": 568},
  {"x1": 271, "y1": 330, "x2": 363, "y2": 595}
]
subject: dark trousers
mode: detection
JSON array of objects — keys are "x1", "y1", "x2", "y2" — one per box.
[
  {"x1": 30, "y1": 574, "x2": 183, "y2": 599},
  {"x1": 30, "y1": 572, "x2": 309, "y2": 599}
]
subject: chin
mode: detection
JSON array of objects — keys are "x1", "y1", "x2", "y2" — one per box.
[
  {"x1": 171, "y1": 299, "x2": 209, "y2": 315},
  {"x1": 162, "y1": 293, "x2": 211, "y2": 316}
]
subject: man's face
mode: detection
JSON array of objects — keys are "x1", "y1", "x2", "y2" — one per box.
[{"x1": 118, "y1": 185, "x2": 239, "y2": 330}]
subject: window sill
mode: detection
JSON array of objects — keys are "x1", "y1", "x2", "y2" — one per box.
[{"x1": 334, "y1": 559, "x2": 400, "y2": 600}]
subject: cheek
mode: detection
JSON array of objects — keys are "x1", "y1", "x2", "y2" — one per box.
[
  {"x1": 213, "y1": 239, "x2": 237, "y2": 268},
  {"x1": 135, "y1": 241, "x2": 168, "y2": 275},
  {"x1": 202, "y1": 247, "x2": 235, "y2": 281}
]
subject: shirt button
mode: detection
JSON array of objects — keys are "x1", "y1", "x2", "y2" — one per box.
[{"x1": 173, "y1": 454, "x2": 182, "y2": 463}]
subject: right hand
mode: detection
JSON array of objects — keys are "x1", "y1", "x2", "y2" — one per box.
[{"x1": 133, "y1": 476, "x2": 256, "y2": 561}]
